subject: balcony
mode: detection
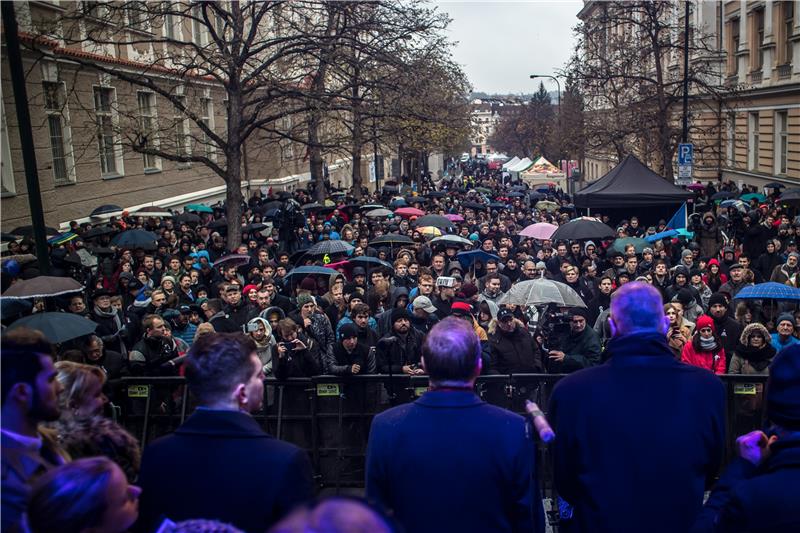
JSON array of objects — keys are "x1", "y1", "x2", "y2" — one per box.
[
  {"x1": 777, "y1": 63, "x2": 792, "y2": 79},
  {"x1": 749, "y1": 70, "x2": 763, "y2": 84}
]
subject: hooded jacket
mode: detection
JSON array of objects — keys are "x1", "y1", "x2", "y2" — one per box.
[
  {"x1": 730, "y1": 323, "x2": 776, "y2": 374},
  {"x1": 695, "y1": 212, "x2": 722, "y2": 258}
]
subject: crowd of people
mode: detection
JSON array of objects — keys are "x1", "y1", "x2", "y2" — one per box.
[{"x1": 2, "y1": 162, "x2": 800, "y2": 532}]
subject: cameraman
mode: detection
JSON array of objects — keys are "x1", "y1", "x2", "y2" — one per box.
[
  {"x1": 129, "y1": 314, "x2": 181, "y2": 376},
  {"x1": 547, "y1": 308, "x2": 602, "y2": 373}
]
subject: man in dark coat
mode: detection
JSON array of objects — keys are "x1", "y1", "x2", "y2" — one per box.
[
  {"x1": 89, "y1": 289, "x2": 128, "y2": 355},
  {"x1": 489, "y1": 308, "x2": 543, "y2": 373},
  {"x1": 136, "y1": 333, "x2": 313, "y2": 532},
  {"x1": 692, "y1": 345, "x2": 800, "y2": 532},
  {"x1": 366, "y1": 317, "x2": 545, "y2": 533},
  {"x1": 707, "y1": 292, "x2": 743, "y2": 369},
  {"x1": 548, "y1": 282, "x2": 725, "y2": 533},
  {"x1": 376, "y1": 308, "x2": 425, "y2": 375},
  {"x1": 546, "y1": 308, "x2": 601, "y2": 373}
]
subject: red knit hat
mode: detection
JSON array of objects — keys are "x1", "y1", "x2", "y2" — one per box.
[{"x1": 696, "y1": 315, "x2": 715, "y2": 333}]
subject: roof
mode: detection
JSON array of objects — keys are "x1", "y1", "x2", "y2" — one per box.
[{"x1": 574, "y1": 154, "x2": 693, "y2": 208}]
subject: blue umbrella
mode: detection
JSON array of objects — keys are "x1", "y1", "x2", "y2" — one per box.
[
  {"x1": 389, "y1": 198, "x2": 407, "y2": 208},
  {"x1": 734, "y1": 282, "x2": 800, "y2": 301},
  {"x1": 456, "y1": 250, "x2": 500, "y2": 270},
  {"x1": 645, "y1": 230, "x2": 678, "y2": 242}
]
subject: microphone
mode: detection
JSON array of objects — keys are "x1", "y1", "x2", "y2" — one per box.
[{"x1": 525, "y1": 400, "x2": 555, "y2": 443}]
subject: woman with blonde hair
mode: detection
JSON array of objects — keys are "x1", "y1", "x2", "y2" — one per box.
[{"x1": 49, "y1": 361, "x2": 141, "y2": 482}]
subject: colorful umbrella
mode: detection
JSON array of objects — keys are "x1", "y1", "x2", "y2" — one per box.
[
  {"x1": 519, "y1": 223, "x2": 558, "y2": 240},
  {"x1": 185, "y1": 204, "x2": 214, "y2": 213},
  {"x1": 416, "y1": 226, "x2": 442, "y2": 238},
  {"x1": 685, "y1": 183, "x2": 705, "y2": 191},
  {"x1": 740, "y1": 193, "x2": 766, "y2": 202},
  {"x1": 394, "y1": 207, "x2": 426, "y2": 218},
  {"x1": 444, "y1": 214, "x2": 465, "y2": 223},
  {"x1": 734, "y1": 282, "x2": 800, "y2": 301}
]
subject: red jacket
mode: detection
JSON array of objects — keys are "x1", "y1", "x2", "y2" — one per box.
[{"x1": 681, "y1": 341, "x2": 726, "y2": 374}]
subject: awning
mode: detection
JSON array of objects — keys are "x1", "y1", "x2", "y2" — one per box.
[{"x1": 502, "y1": 156, "x2": 520, "y2": 170}]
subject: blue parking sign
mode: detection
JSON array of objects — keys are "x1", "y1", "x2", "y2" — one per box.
[{"x1": 678, "y1": 143, "x2": 693, "y2": 165}]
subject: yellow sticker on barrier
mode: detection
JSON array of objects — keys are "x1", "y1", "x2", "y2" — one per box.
[
  {"x1": 316, "y1": 383, "x2": 340, "y2": 396},
  {"x1": 127, "y1": 385, "x2": 149, "y2": 398},
  {"x1": 733, "y1": 383, "x2": 757, "y2": 395},
  {"x1": 414, "y1": 387, "x2": 428, "y2": 397}
]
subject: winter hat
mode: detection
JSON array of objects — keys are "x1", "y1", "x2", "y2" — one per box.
[
  {"x1": 695, "y1": 315, "x2": 716, "y2": 333},
  {"x1": 459, "y1": 283, "x2": 479, "y2": 299},
  {"x1": 242, "y1": 284, "x2": 259, "y2": 296},
  {"x1": 681, "y1": 249, "x2": 693, "y2": 258},
  {"x1": 673, "y1": 289, "x2": 694, "y2": 307},
  {"x1": 448, "y1": 261, "x2": 464, "y2": 274},
  {"x1": 673, "y1": 265, "x2": 689, "y2": 278},
  {"x1": 339, "y1": 322, "x2": 359, "y2": 339},
  {"x1": 707, "y1": 292, "x2": 729, "y2": 309},
  {"x1": 450, "y1": 301, "x2": 473, "y2": 316},
  {"x1": 391, "y1": 307, "x2": 411, "y2": 324},
  {"x1": 739, "y1": 323, "x2": 770, "y2": 345},
  {"x1": 119, "y1": 271, "x2": 135, "y2": 282},
  {"x1": 766, "y1": 345, "x2": 800, "y2": 430},
  {"x1": 298, "y1": 277, "x2": 316, "y2": 291},
  {"x1": 160, "y1": 275, "x2": 177, "y2": 287},
  {"x1": 689, "y1": 268, "x2": 702, "y2": 279},
  {"x1": 296, "y1": 293, "x2": 315, "y2": 307},
  {"x1": 776, "y1": 313, "x2": 795, "y2": 328}
]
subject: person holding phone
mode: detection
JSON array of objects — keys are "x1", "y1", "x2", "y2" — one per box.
[{"x1": 273, "y1": 318, "x2": 321, "y2": 379}]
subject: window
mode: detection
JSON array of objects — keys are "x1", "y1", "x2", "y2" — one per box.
[
  {"x1": 729, "y1": 18, "x2": 740, "y2": 74},
  {"x1": 174, "y1": 95, "x2": 190, "y2": 163},
  {"x1": 784, "y1": 1, "x2": 794, "y2": 65},
  {"x1": 43, "y1": 81, "x2": 73, "y2": 185},
  {"x1": 1, "y1": 102, "x2": 15, "y2": 196},
  {"x1": 775, "y1": 111, "x2": 788, "y2": 175},
  {"x1": 192, "y1": 5, "x2": 205, "y2": 45},
  {"x1": 164, "y1": 12, "x2": 175, "y2": 39},
  {"x1": 199, "y1": 96, "x2": 216, "y2": 160},
  {"x1": 137, "y1": 92, "x2": 159, "y2": 170},
  {"x1": 726, "y1": 112, "x2": 736, "y2": 166},
  {"x1": 128, "y1": 5, "x2": 145, "y2": 31},
  {"x1": 753, "y1": 8, "x2": 764, "y2": 70},
  {"x1": 94, "y1": 86, "x2": 122, "y2": 176},
  {"x1": 747, "y1": 112, "x2": 759, "y2": 170}
]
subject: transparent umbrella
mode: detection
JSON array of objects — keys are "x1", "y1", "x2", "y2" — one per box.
[{"x1": 498, "y1": 278, "x2": 587, "y2": 308}]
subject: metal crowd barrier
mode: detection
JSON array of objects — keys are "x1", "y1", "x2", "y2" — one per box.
[{"x1": 110, "y1": 373, "x2": 769, "y2": 524}]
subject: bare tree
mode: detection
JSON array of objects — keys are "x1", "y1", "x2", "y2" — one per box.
[
  {"x1": 489, "y1": 83, "x2": 556, "y2": 160},
  {"x1": 566, "y1": 1, "x2": 733, "y2": 179}
]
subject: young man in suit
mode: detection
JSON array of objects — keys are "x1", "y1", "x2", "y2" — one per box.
[{"x1": 136, "y1": 333, "x2": 313, "y2": 532}]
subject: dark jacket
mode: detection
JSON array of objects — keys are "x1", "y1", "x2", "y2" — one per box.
[
  {"x1": 489, "y1": 323, "x2": 543, "y2": 374},
  {"x1": 548, "y1": 326, "x2": 602, "y2": 373},
  {"x1": 136, "y1": 409, "x2": 314, "y2": 533},
  {"x1": 273, "y1": 332, "x2": 321, "y2": 378},
  {"x1": 376, "y1": 328, "x2": 425, "y2": 374},
  {"x1": 328, "y1": 341, "x2": 376, "y2": 375},
  {"x1": 548, "y1": 332, "x2": 726, "y2": 533},
  {"x1": 366, "y1": 390, "x2": 545, "y2": 533},
  {"x1": 712, "y1": 315, "x2": 743, "y2": 369},
  {"x1": 692, "y1": 433, "x2": 800, "y2": 532}
]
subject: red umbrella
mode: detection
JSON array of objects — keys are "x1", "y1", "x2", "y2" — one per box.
[{"x1": 394, "y1": 207, "x2": 426, "y2": 218}]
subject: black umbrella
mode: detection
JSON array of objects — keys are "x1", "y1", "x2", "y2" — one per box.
[
  {"x1": 359, "y1": 204, "x2": 386, "y2": 212},
  {"x1": 348, "y1": 256, "x2": 393, "y2": 271},
  {"x1": 175, "y1": 212, "x2": 201, "y2": 225},
  {"x1": 89, "y1": 204, "x2": 123, "y2": 217},
  {"x1": 305, "y1": 240, "x2": 354, "y2": 257},
  {"x1": 110, "y1": 229, "x2": 159, "y2": 250},
  {"x1": 764, "y1": 182, "x2": 786, "y2": 189},
  {"x1": 10, "y1": 225, "x2": 60, "y2": 237},
  {"x1": 551, "y1": 217, "x2": 615, "y2": 241},
  {"x1": 412, "y1": 215, "x2": 454, "y2": 230},
  {"x1": 302, "y1": 203, "x2": 324, "y2": 211},
  {"x1": 2, "y1": 276, "x2": 84, "y2": 299},
  {"x1": 488, "y1": 202, "x2": 507, "y2": 210},
  {"x1": 779, "y1": 189, "x2": 800, "y2": 205},
  {"x1": 242, "y1": 222, "x2": 268, "y2": 233},
  {"x1": 711, "y1": 191, "x2": 736, "y2": 200},
  {"x1": 8, "y1": 312, "x2": 98, "y2": 343},
  {"x1": 425, "y1": 191, "x2": 447, "y2": 198},
  {"x1": 405, "y1": 196, "x2": 428, "y2": 204},
  {"x1": 208, "y1": 219, "x2": 228, "y2": 230},
  {"x1": 212, "y1": 254, "x2": 252, "y2": 269},
  {"x1": 82, "y1": 226, "x2": 118, "y2": 239},
  {"x1": 370, "y1": 234, "x2": 414, "y2": 247},
  {"x1": 254, "y1": 201, "x2": 283, "y2": 214},
  {"x1": 2, "y1": 232, "x2": 19, "y2": 242}
]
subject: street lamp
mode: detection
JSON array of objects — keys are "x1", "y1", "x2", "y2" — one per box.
[{"x1": 530, "y1": 74, "x2": 566, "y2": 194}]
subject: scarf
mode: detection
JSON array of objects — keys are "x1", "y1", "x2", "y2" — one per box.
[
  {"x1": 699, "y1": 336, "x2": 717, "y2": 351},
  {"x1": 93, "y1": 306, "x2": 126, "y2": 357}
]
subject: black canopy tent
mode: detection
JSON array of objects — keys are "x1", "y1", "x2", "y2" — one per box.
[{"x1": 574, "y1": 155, "x2": 693, "y2": 210}]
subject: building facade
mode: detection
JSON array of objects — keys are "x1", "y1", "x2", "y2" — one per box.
[
  {"x1": 577, "y1": 0, "x2": 800, "y2": 188},
  {"x1": 0, "y1": 1, "x2": 392, "y2": 231}
]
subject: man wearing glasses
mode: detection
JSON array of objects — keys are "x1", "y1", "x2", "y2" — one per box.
[{"x1": 546, "y1": 308, "x2": 601, "y2": 373}]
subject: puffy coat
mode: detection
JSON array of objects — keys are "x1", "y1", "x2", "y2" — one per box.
[
  {"x1": 730, "y1": 323, "x2": 776, "y2": 374},
  {"x1": 681, "y1": 340, "x2": 726, "y2": 374},
  {"x1": 488, "y1": 320, "x2": 543, "y2": 374}
]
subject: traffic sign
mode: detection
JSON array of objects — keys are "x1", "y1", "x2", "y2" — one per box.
[{"x1": 676, "y1": 143, "x2": 693, "y2": 185}]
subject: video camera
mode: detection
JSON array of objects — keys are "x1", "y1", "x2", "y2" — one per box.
[{"x1": 527, "y1": 304, "x2": 572, "y2": 354}]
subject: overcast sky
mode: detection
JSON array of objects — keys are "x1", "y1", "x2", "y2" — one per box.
[{"x1": 435, "y1": 1, "x2": 582, "y2": 95}]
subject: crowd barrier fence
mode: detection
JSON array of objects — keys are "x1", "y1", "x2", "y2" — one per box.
[{"x1": 109, "y1": 373, "x2": 769, "y2": 527}]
